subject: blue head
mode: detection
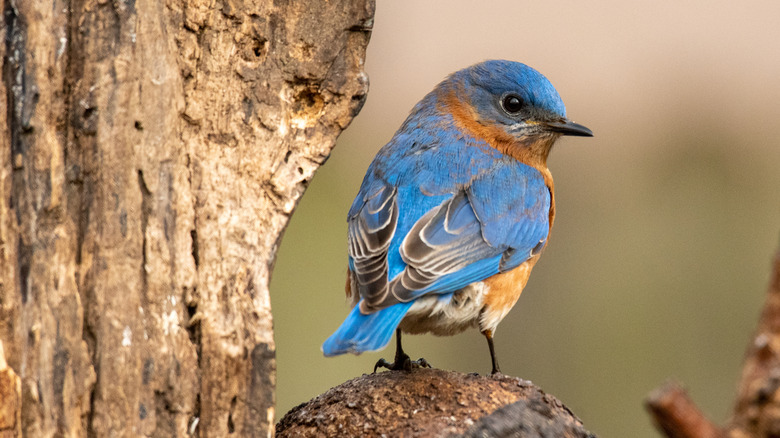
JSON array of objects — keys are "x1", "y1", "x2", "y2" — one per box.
[{"x1": 438, "y1": 60, "x2": 592, "y2": 160}]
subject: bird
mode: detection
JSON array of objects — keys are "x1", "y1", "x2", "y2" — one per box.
[{"x1": 321, "y1": 60, "x2": 592, "y2": 374}]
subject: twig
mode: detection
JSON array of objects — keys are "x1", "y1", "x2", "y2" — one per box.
[{"x1": 646, "y1": 381, "x2": 722, "y2": 438}]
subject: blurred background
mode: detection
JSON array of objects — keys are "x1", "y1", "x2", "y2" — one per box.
[{"x1": 271, "y1": 1, "x2": 780, "y2": 436}]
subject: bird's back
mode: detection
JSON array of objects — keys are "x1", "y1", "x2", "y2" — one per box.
[{"x1": 323, "y1": 60, "x2": 590, "y2": 362}]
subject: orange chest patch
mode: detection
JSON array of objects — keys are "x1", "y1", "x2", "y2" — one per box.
[{"x1": 482, "y1": 257, "x2": 539, "y2": 312}]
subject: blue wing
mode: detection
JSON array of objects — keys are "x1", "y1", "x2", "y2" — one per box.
[
  {"x1": 322, "y1": 147, "x2": 551, "y2": 356},
  {"x1": 386, "y1": 162, "x2": 551, "y2": 304}
]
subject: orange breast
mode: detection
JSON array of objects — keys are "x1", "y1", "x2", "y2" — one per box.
[{"x1": 482, "y1": 257, "x2": 539, "y2": 319}]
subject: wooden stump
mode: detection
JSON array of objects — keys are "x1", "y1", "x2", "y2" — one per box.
[{"x1": 277, "y1": 369, "x2": 595, "y2": 437}]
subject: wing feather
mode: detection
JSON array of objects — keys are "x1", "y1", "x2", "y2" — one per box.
[
  {"x1": 347, "y1": 185, "x2": 398, "y2": 306},
  {"x1": 349, "y1": 162, "x2": 551, "y2": 314},
  {"x1": 386, "y1": 191, "x2": 498, "y2": 304}
]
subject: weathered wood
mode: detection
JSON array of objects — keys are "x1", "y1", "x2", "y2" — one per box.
[
  {"x1": 726, "y1": 247, "x2": 780, "y2": 437},
  {"x1": 0, "y1": 0, "x2": 373, "y2": 435},
  {"x1": 276, "y1": 369, "x2": 595, "y2": 437},
  {"x1": 0, "y1": 341, "x2": 21, "y2": 438},
  {"x1": 461, "y1": 396, "x2": 595, "y2": 438},
  {"x1": 646, "y1": 382, "x2": 723, "y2": 438}
]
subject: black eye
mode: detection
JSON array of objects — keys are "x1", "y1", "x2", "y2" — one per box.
[{"x1": 501, "y1": 94, "x2": 524, "y2": 115}]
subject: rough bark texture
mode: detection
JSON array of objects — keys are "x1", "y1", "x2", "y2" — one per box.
[
  {"x1": 646, "y1": 382, "x2": 723, "y2": 438},
  {"x1": 0, "y1": 0, "x2": 373, "y2": 435},
  {"x1": 0, "y1": 341, "x2": 21, "y2": 437},
  {"x1": 276, "y1": 369, "x2": 595, "y2": 437},
  {"x1": 727, "y1": 247, "x2": 780, "y2": 437},
  {"x1": 647, "y1": 245, "x2": 780, "y2": 438},
  {"x1": 461, "y1": 397, "x2": 596, "y2": 438}
]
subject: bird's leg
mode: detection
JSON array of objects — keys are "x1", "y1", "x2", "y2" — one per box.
[
  {"x1": 482, "y1": 329, "x2": 501, "y2": 375},
  {"x1": 373, "y1": 329, "x2": 431, "y2": 373}
]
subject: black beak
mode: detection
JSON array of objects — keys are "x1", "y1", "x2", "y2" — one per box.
[{"x1": 545, "y1": 120, "x2": 593, "y2": 137}]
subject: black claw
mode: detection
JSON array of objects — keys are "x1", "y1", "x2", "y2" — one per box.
[
  {"x1": 373, "y1": 358, "x2": 393, "y2": 374},
  {"x1": 415, "y1": 358, "x2": 432, "y2": 369},
  {"x1": 372, "y1": 329, "x2": 433, "y2": 373},
  {"x1": 373, "y1": 355, "x2": 431, "y2": 373},
  {"x1": 372, "y1": 352, "x2": 411, "y2": 372}
]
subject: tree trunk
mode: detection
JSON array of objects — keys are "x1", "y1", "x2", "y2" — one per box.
[{"x1": 0, "y1": 0, "x2": 373, "y2": 435}]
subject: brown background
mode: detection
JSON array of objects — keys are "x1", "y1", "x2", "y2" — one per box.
[{"x1": 272, "y1": 1, "x2": 780, "y2": 437}]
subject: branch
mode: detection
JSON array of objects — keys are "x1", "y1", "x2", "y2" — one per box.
[
  {"x1": 728, "y1": 246, "x2": 780, "y2": 436},
  {"x1": 276, "y1": 369, "x2": 594, "y2": 437},
  {"x1": 646, "y1": 381, "x2": 722, "y2": 438},
  {"x1": 647, "y1": 244, "x2": 780, "y2": 437}
]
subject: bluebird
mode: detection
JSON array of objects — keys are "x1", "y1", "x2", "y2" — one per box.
[{"x1": 322, "y1": 60, "x2": 592, "y2": 374}]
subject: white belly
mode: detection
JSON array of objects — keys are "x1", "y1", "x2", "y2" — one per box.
[{"x1": 397, "y1": 282, "x2": 489, "y2": 336}]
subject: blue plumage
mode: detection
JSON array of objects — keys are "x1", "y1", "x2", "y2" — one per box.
[
  {"x1": 322, "y1": 60, "x2": 592, "y2": 373},
  {"x1": 322, "y1": 302, "x2": 413, "y2": 355}
]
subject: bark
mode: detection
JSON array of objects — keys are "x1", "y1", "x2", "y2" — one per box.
[
  {"x1": 647, "y1": 245, "x2": 780, "y2": 438},
  {"x1": 0, "y1": 341, "x2": 21, "y2": 437},
  {"x1": 0, "y1": 0, "x2": 373, "y2": 435},
  {"x1": 276, "y1": 369, "x2": 595, "y2": 437},
  {"x1": 646, "y1": 382, "x2": 723, "y2": 438}
]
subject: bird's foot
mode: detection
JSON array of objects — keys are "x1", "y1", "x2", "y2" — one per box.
[
  {"x1": 373, "y1": 355, "x2": 432, "y2": 373},
  {"x1": 413, "y1": 357, "x2": 432, "y2": 370},
  {"x1": 490, "y1": 369, "x2": 504, "y2": 377}
]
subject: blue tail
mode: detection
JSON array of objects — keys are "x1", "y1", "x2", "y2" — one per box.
[{"x1": 322, "y1": 301, "x2": 413, "y2": 356}]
